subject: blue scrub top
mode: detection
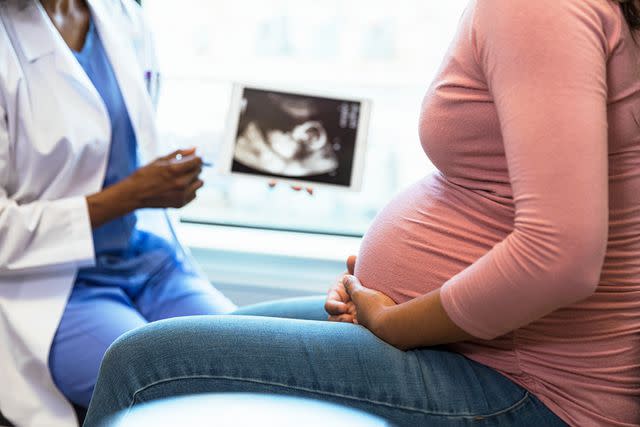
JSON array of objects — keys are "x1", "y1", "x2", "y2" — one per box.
[{"x1": 73, "y1": 18, "x2": 175, "y2": 286}]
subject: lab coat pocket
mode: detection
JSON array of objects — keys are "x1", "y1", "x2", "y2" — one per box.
[{"x1": 144, "y1": 70, "x2": 161, "y2": 111}]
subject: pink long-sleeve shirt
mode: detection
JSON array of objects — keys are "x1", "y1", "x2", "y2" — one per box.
[{"x1": 355, "y1": 0, "x2": 640, "y2": 425}]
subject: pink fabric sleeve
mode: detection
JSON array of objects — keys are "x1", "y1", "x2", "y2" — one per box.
[{"x1": 439, "y1": 0, "x2": 611, "y2": 340}]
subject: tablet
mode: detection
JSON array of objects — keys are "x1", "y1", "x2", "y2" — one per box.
[{"x1": 219, "y1": 84, "x2": 371, "y2": 191}]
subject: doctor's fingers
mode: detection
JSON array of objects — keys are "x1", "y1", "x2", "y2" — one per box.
[
  {"x1": 160, "y1": 148, "x2": 197, "y2": 161},
  {"x1": 180, "y1": 179, "x2": 204, "y2": 207},
  {"x1": 167, "y1": 154, "x2": 202, "y2": 175},
  {"x1": 171, "y1": 169, "x2": 203, "y2": 191},
  {"x1": 186, "y1": 179, "x2": 205, "y2": 199},
  {"x1": 189, "y1": 178, "x2": 205, "y2": 191},
  {"x1": 163, "y1": 179, "x2": 203, "y2": 208}
]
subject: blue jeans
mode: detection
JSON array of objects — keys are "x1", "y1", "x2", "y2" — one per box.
[{"x1": 83, "y1": 297, "x2": 567, "y2": 427}]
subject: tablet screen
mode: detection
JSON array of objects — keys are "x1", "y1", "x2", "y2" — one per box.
[{"x1": 221, "y1": 85, "x2": 370, "y2": 190}]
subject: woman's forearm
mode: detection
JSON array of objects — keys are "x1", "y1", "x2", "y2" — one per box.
[{"x1": 377, "y1": 289, "x2": 475, "y2": 350}]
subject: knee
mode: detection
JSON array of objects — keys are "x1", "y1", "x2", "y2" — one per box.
[
  {"x1": 98, "y1": 316, "x2": 213, "y2": 383},
  {"x1": 99, "y1": 324, "x2": 160, "y2": 380}
]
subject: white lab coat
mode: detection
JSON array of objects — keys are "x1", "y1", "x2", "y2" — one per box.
[{"x1": 0, "y1": 1, "x2": 165, "y2": 426}]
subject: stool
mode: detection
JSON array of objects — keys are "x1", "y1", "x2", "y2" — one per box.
[
  {"x1": 0, "y1": 404, "x2": 86, "y2": 426},
  {"x1": 107, "y1": 393, "x2": 389, "y2": 427}
]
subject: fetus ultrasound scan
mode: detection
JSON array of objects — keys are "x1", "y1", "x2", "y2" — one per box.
[{"x1": 222, "y1": 85, "x2": 370, "y2": 190}]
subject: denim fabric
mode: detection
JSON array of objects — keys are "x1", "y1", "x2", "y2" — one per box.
[{"x1": 84, "y1": 297, "x2": 567, "y2": 426}]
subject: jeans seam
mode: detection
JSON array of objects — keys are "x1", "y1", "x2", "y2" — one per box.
[{"x1": 127, "y1": 374, "x2": 533, "y2": 420}]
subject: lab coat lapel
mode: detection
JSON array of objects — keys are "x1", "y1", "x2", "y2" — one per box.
[
  {"x1": 88, "y1": 0, "x2": 158, "y2": 162},
  {"x1": 10, "y1": 0, "x2": 108, "y2": 120}
]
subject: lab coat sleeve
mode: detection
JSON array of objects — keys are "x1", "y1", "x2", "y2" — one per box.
[{"x1": 0, "y1": 102, "x2": 95, "y2": 277}]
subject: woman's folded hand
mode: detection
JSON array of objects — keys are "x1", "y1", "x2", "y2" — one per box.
[
  {"x1": 342, "y1": 273, "x2": 397, "y2": 338},
  {"x1": 325, "y1": 255, "x2": 398, "y2": 335},
  {"x1": 325, "y1": 255, "x2": 358, "y2": 323}
]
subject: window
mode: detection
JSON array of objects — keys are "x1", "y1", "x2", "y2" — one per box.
[{"x1": 145, "y1": 1, "x2": 468, "y2": 236}]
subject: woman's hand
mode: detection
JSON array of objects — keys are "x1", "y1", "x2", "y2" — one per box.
[
  {"x1": 86, "y1": 148, "x2": 204, "y2": 229},
  {"x1": 342, "y1": 274, "x2": 397, "y2": 338},
  {"x1": 328, "y1": 260, "x2": 474, "y2": 351},
  {"x1": 325, "y1": 255, "x2": 358, "y2": 323}
]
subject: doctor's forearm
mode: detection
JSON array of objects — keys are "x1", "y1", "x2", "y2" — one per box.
[
  {"x1": 86, "y1": 181, "x2": 140, "y2": 229},
  {"x1": 85, "y1": 152, "x2": 204, "y2": 228}
]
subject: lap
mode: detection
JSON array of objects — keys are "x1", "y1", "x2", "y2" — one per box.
[
  {"x1": 86, "y1": 312, "x2": 565, "y2": 426},
  {"x1": 134, "y1": 257, "x2": 236, "y2": 321},
  {"x1": 50, "y1": 256, "x2": 235, "y2": 407},
  {"x1": 49, "y1": 286, "x2": 148, "y2": 407}
]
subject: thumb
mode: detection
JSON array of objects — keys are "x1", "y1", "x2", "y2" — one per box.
[
  {"x1": 161, "y1": 147, "x2": 196, "y2": 161},
  {"x1": 347, "y1": 255, "x2": 357, "y2": 276},
  {"x1": 342, "y1": 275, "x2": 362, "y2": 301}
]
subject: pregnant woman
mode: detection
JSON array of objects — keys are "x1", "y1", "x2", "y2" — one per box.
[{"x1": 85, "y1": 0, "x2": 640, "y2": 426}]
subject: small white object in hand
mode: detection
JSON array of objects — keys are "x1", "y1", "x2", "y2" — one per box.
[{"x1": 175, "y1": 154, "x2": 183, "y2": 161}]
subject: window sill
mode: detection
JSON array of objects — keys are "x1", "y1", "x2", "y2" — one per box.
[
  {"x1": 176, "y1": 222, "x2": 362, "y2": 305},
  {"x1": 177, "y1": 222, "x2": 361, "y2": 262}
]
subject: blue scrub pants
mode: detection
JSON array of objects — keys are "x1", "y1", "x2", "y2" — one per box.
[
  {"x1": 48, "y1": 248, "x2": 236, "y2": 408},
  {"x1": 83, "y1": 297, "x2": 568, "y2": 427}
]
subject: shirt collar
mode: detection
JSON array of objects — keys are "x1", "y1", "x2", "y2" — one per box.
[{"x1": 11, "y1": 0, "x2": 57, "y2": 62}]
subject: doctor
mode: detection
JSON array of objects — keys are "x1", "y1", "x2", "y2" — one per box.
[{"x1": 0, "y1": 0, "x2": 237, "y2": 426}]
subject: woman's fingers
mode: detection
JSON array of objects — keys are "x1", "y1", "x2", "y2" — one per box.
[
  {"x1": 328, "y1": 313, "x2": 356, "y2": 323},
  {"x1": 324, "y1": 298, "x2": 348, "y2": 316},
  {"x1": 325, "y1": 273, "x2": 357, "y2": 316},
  {"x1": 342, "y1": 275, "x2": 363, "y2": 303},
  {"x1": 325, "y1": 281, "x2": 351, "y2": 314}
]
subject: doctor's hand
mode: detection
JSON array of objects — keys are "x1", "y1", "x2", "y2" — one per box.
[
  {"x1": 125, "y1": 148, "x2": 204, "y2": 209},
  {"x1": 87, "y1": 148, "x2": 204, "y2": 229},
  {"x1": 325, "y1": 255, "x2": 358, "y2": 323}
]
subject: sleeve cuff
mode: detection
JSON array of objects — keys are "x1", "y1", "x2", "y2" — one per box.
[
  {"x1": 440, "y1": 281, "x2": 495, "y2": 341},
  {"x1": 66, "y1": 197, "x2": 96, "y2": 269}
]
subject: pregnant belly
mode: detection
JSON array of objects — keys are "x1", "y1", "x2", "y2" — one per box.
[{"x1": 355, "y1": 172, "x2": 514, "y2": 303}]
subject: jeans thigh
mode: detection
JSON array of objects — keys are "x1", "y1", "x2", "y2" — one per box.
[
  {"x1": 231, "y1": 296, "x2": 328, "y2": 321},
  {"x1": 85, "y1": 315, "x2": 564, "y2": 426}
]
